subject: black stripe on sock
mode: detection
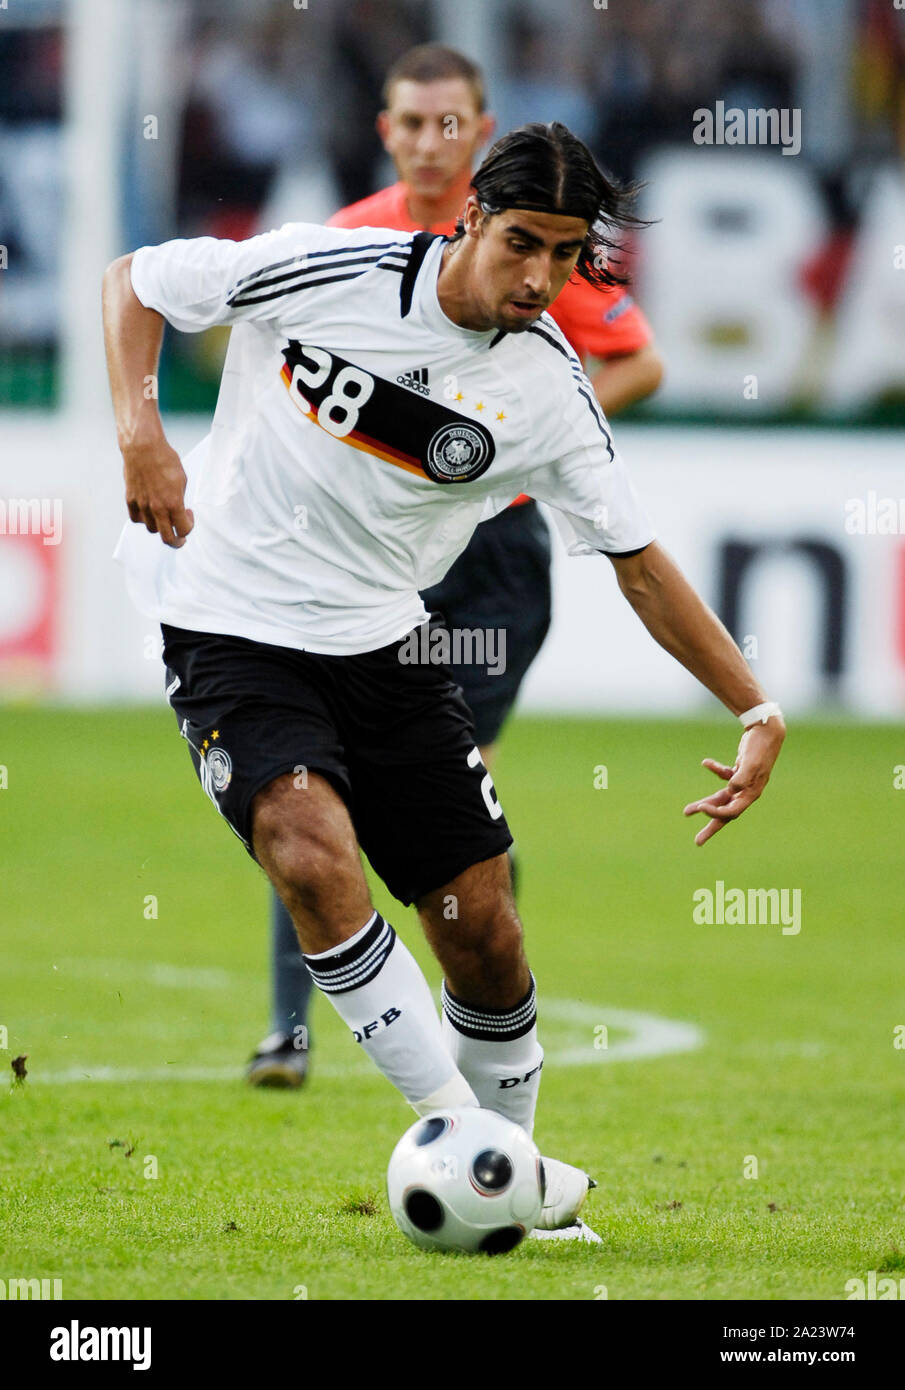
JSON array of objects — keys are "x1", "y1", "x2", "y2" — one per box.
[
  {"x1": 442, "y1": 977, "x2": 537, "y2": 1042},
  {"x1": 304, "y1": 914, "x2": 396, "y2": 993}
]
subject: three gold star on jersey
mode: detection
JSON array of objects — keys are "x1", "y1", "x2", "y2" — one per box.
[
  {"x1": 200, "y1": 730, "x2": 220, "y2": 752},
  {"x1": 451, "y1": 390, "x2": 505, "y2": 421}
]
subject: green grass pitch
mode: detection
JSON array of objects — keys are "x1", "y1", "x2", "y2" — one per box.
[{"x1": 1, "y1": 707, "x2": 903, "y2": 1300}]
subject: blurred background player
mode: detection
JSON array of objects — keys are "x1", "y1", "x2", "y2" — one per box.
[{"x1": 247, "y1": 43, "x2": 664, "y2": 1088}]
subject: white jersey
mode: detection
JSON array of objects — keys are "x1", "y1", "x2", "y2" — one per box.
[{"x1": 116, "y1": 223, "x2": 655, "y2": 654}]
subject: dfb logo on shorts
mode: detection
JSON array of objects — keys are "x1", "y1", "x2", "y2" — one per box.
[
  {"x1": 206, "y1": 747, "x2": 232, "y2": 792},
  {"x1": 498, "y1": 1061, "x2": 543, "y2": 1089},
  {"x1": 424, "y1": 422, "x2": 493, "y2": 484}
]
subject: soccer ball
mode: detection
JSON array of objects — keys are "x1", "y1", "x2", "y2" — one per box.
[{"x1": 386, "y1": 1107, "x2": 545, "y2": 1254}]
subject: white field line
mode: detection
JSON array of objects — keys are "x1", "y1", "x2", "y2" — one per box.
[
  {"x1": 10, "y1": 958, "x2": 235, "y2": 991},
  {"x1": 540, "y1": 999, "x2": 704, "y2": 1065},
  {"x1": 25, "y1": 991, "x2": 704, "y2": 1084}
]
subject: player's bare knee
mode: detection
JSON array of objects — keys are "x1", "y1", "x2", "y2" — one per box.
[
  {"x1": 254, "y1": 779, "x2": 341, "y2": 899},
  {"x1": 252, "y1": 785, "x2": 304, "y2": 871},
  {"x1": 258, "y1": 825, "x2": 338, "y2": 909}
]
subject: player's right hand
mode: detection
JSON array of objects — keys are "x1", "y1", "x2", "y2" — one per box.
[{"x1": 122, "y1": 439, "x2": 194, "y2": 548}]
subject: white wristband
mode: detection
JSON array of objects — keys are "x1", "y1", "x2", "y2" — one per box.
[{"x1": 739, "y1": 700, "x2": 783, "y2": 728}]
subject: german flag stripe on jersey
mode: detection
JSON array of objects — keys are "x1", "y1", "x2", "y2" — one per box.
[{"x1": 280, "y1": 340, "x2": 496, "y2": 485}]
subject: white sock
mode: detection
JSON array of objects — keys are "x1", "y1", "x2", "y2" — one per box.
[
  {"x1": 441, "y1": 976, "x2": 544, "y2": 1137},
  {"x1": 304, "y1": 913, "x2": 478, "y2": 1113}
]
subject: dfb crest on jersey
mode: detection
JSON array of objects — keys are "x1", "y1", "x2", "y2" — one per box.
[
  {"x1": 206, "y1": 747, "x2": 232, "y2": 793},
  {"x1": 424, "y1": 423, "x2": 493, "y2": 484}
]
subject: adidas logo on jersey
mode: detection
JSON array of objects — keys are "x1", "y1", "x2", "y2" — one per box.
[{"x1": 396, "y1": 366, "x2": 430, "y2": 395}]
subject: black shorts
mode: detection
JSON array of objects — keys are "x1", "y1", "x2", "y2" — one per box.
[
  {"x1": 420, "y1": 500, "x2": 552, "y2": 747},
  {"x1": 160, "y1": 623, "x2": 513, "y2": 906}
]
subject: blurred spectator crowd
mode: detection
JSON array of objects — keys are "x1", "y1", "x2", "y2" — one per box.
[
  {"x1": 1, "y1": 0, "x2": 904, "y2": 398},
  {"x1": 155, "y1": 0, "x2": 905, "y2": 237}
]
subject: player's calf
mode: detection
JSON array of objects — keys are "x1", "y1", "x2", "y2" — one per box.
[
  {"x1": 417, "y1": 855, "x2": 544, "y2": 1136},
  {"x1": 417, "y1": 852, "x2": 528, "y2": 1007},
  {"x1": 252, "y1": 771, "x2": 476, "y2": 1114}
]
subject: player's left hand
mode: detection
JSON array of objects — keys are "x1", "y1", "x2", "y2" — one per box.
[{"x1": 683, "y1": 720, "x2": 785, "y2": 846}]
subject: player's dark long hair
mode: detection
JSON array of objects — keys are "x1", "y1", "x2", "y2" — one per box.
[{"x1": 453, "y1": 122, "x2": 646, "y2": 289}]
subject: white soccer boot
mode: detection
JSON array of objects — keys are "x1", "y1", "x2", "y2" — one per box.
[{"x1": 534, "y1": 1156, "x2": 596, "y2": 1230}]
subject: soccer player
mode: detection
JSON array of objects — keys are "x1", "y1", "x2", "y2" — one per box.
[
  {"x1": 104, "y1": 123, "x2": 785, "y2": 1238},
  {"x1": 250, "y1": 44, "x2": 664, "y2": 1087}
]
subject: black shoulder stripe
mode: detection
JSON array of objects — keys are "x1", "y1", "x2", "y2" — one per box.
[
  {"x1": 303, "y1": 238, "x2": 411, "y2": 264},
  {"x1": 529, "y1": 319, "x2": 588, "y2": 376},
  {"x1": 229, "y1": 255, "x2": 410, "y2": 308},
  {"x1": 230, "y1": 267, "x2": 397, "y2": 308},
  {"x1": 230, "y1": 238, "x2": 410, "y2": 292},
  {"x1": 399, "y1": 231, "x2": 442, "y2": 318},
  {"x1": 575, "y1": 386, "x2": 615, "y2": 460},
  {"x1": 527, "y1": 324, "x2": 615, "y2": 460},
  {"x1": 227, "y1": 250, "x2": 409, "y2": 305},
  {"x1": 526, "y1": 322, "x2": 572, "y2": 360},
  {"x1": 231, "y1": 252, "x2": 307, "y2": 291}
]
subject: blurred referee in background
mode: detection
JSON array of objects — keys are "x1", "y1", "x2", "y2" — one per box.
[{"x1": 248, "y1": 43, "x2": 663, "y2": 1087}]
